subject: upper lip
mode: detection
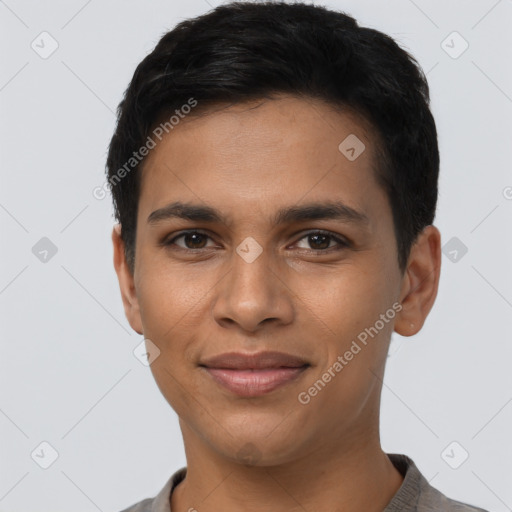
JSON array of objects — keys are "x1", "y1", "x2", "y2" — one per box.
[{"x1": 199, "y1": 351, "x2": 309, "y2": 370}]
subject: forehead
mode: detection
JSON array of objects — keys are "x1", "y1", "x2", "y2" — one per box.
[
  {"x1": 137, "y1": 96, "x2": 385, "y2": 228},
  {"x1": 146, "y1": 95, "x2": 375, "y2": 159}
]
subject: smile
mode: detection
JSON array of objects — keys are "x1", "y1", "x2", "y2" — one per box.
[{"x1": 199, "y1": 350, "x2": 311, "y2": 397}]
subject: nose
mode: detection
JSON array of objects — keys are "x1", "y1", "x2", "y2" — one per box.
[{"x1": 211, "y1": 246, "x2": 294, "y2": 333}]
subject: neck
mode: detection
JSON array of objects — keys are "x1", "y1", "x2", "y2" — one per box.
[{"x1": 171, "y1": 423, "x2": 404, "y2": 512}]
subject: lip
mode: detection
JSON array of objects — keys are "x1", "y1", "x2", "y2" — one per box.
[
  {"x1": 203, "y1": 367, "x2": 309, "y2": 397},
  {"x1": 200, "y1": 350, "x2": 309, "y2": 370},
  {"x1": 199, "y1": 351, "x2": 310, "y2": 397}
]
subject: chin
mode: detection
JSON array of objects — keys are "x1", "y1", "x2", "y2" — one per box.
[{"x1": 212, "y1": 428, "x2": 304, "y2": 467}]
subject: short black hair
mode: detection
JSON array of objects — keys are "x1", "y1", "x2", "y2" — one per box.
[{"x1": 106, "y1": 1, "x2": 439, "y2": 275}]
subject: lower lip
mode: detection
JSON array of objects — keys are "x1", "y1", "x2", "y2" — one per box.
[{"x1": 203, "y1": 366, "x2": 308, "y2": 397}]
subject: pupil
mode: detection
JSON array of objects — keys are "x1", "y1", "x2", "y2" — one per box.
[
  {"x1": 186, "y1": 233, "x2": 206, "y2": 249},
  {"x1": 310, "y1": 234, "x2": 329, "y2": 249}
]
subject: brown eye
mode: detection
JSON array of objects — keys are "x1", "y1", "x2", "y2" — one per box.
[
  {"x1": 165, "y1": 231, "x2": 214, "y2": 250},
  {"x1": 295, "y1": 231, "x2": 349, "y2": 252},
  {"x1": 308, "y1": 233, "x2": 331, "y2": 250}
]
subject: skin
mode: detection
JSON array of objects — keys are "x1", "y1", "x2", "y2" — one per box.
[{"x1": 112, "y1": 95, "x2": 441, "y2": 512}]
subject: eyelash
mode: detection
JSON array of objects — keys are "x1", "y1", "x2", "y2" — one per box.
[{"x1": 162, "y1": 230, "x2": 350, "y2": 254}]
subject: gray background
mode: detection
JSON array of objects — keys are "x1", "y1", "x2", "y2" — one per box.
[{"x1": 1, "y1": 0, "x2": 511, "y2": 510}]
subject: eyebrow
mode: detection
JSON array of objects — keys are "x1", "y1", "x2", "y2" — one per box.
[{"x1": 147, "y1": 200, "x2": 370, "y2": 227}]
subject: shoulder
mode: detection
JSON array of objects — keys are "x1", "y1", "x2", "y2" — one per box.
[
  {"x1": 417, "y1": 476, "x2": 490, "y2": 512},
  {"x1": 119, "y1": 497, "x2": 153, "y2": 512},
  {"x1": 117, "y1": 467, "x2": 187, "y2": 512},
  {"x1": 387, "y1": 453, "x2": 490, "y2": 512}
]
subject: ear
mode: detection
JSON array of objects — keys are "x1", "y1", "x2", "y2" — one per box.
[
  {"x1": 112, "y1": 224, "x2": 143, "y2": 335},
  {"x1": 394, "y1": 225, "x2": 442, "y2": 337}
]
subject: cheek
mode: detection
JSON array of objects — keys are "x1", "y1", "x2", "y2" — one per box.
[
  {"x1": 137, "y1": 270, "x2": 207, "y2": 416},
  {"x1": 136, "y1": 259, "x2": 210, "y2": 337},
  {"x1": 310, "y1": 269, "x2": 397, "y2": 382},
  {"x1": 299, "y1": 286, "x2": 395, "y2": 418},
  {"x1": 310, "y1": 267, "x2": 389, "y2": 328}
]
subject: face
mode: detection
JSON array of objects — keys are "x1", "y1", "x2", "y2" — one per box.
[{"x1": 113, "y1": 95, "x2": 440, "y2": 466}]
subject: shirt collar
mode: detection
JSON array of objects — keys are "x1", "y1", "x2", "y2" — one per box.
[
  {"x1": 151, "y1": 466, "x2": 186, "y2": 512},
  {"x1": 383, "y1": 453, "x2": 422, "y2": 511}
]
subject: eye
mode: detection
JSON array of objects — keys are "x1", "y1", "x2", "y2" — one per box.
[
  {"x1": 162, "y1": 229, "x2": 350, "y2": 253},
  {"x1": 164, "y1": 230, "x2": 217, "y2": 250},
  {"x1": 293, "y1": 230, "x2": 349, "y2": 252}
]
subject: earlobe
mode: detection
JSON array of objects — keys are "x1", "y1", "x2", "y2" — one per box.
[
  {"x1": 112, "y1": 224, "x2": 144, "y2": 335},
  {"x1": 394, "y1": 225, "x2": 442, "y2": 337}
]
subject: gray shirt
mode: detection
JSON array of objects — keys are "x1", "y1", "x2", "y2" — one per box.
[{"x1": 119, "y1": 453, "x2": 489, "y2": 512}]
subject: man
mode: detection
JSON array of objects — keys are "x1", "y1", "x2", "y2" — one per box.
[{"x1": 107, "y1": 2, "x2": 488, "y2": 510}]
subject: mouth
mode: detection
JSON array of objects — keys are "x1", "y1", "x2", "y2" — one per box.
[{"x1": 199, "y1": 351, "x2": 310, "y2": 397}]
